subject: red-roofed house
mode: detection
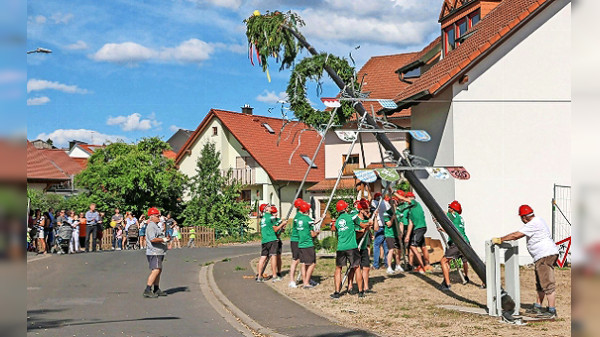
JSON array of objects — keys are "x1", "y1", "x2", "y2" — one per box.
[
  {"x1": 175, "y1": 107, "x2": 325, "y2": 229},
  {"x1": 27, "y1": 142, "x2": 73, "y2": 191},
  {"x1": 380, "y1": 0, "x2": 570, "y2": 262}
]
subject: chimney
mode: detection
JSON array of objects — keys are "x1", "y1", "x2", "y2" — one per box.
[{"x1": 241, "y1": 104, "x2": 253, "y2": 115}]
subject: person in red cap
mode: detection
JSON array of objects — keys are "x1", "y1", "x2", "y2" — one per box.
[
  {"x1": 492, "y1": 205, "x2": 559, "y2": 318},
  {"x1": 402, "y1": 192, "x2": 433, "y2": 273},
  {"x1": 296, "y1": 201, "x2": 320, "y2": 289},
  {"x1": 289, "y1": 199, "x2": 304, "y2": 288},
  {"x1": 256, "y1": 204, "x2": 287, "y2": 282},
  {"x1": 143, "y1": 207, "x2": 170, "y2": 298},
  {"x1": 438, "y1": 200, "x2": 471, "y2": 291},
  {"x1": 348, "y1": 199, "x2": 374, "y2": 293},
  {"x1": 271, "y1": 206, "x2": 284, "y2": 281},
  {"x1": 330, "y1": 200, "x2": 363, "y2": 298}
]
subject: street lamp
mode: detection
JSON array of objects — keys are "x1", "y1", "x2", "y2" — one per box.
[{"x1": 27, "y1": 47, "x2": 52, "y2": 54}]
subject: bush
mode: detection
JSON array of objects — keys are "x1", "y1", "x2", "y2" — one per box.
[
  {"x1": 312, "y1": 236, "x2": 322, "y2": 251},
  {"x1": 215, "y1": 232, "x2": 261, "y2": 245},
  {"x1": 321, "y1": 236, "x2": 337, "y2": 252}
]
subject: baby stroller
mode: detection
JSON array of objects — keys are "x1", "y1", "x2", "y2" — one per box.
[
  {"x1": 126, "y1": 223, "x2": 139, "y2": 250},
  {"x1": 52, "y1": 224, "x2": 72, "y2": 255}
]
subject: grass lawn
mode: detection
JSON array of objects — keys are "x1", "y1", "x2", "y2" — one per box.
[{"x1": 253, "y1": 255, "x2": 570, "y2": 337}]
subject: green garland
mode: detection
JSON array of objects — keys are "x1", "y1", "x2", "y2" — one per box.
[
  {"x1": 286, "y1": 53, "x2": 357, "y2": 127},
  {"x1": 244, "y1": 11, "x2": 358, "y2": 128}
]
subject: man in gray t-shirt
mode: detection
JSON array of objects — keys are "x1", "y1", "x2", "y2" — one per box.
[{"x1": 143, "y1": 207, "x2": 170, "y2": 298}]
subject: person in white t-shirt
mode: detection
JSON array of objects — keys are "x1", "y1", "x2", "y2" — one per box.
[{"x1": 492, "y1": 205, "x2": 559, "y2": 318}]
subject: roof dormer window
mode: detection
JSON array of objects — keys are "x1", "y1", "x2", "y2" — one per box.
[
  {"x1": 444, "y1": 26, "x2": 456, "y2": 55},
  {"x1": 443, "y1": 8, "x2": 481, "y2": 56}
]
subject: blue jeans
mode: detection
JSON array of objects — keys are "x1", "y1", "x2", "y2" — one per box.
[{"x1": 373, "y1": 234, "x2": 389, "y2": 268}]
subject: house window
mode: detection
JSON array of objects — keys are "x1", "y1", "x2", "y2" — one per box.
[
  {"x1": 212, "y1": 127, "x2": 218, "y2": 136},
  {"x1": 457, "y1": 19, "x2": 468, "y2": 39},
  {"x1": 342, "y1": 154, "x2": 360, "y2": 176},
  {"x1": 404, "y1": 67, "x2": 421, "y2": 78},
  {"x1": 444, "y1": 26, "x2": 455, "y2": 55},
  {"x1": 469, "y1": 10, "x2": 481, "y2": 28},
  {"x1": 262, "y1": 123, "x2": 275, "y2": 134},
  {"x1": 300, "y1": 154, "x2": 317, "y2": 168}
]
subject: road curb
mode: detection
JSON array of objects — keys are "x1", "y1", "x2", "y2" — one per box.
[
  {"x1": 203, "y1": 261, "x2": 288, "y2": 337},
  {"x1": 27, "y1": 254, "x2": 52, "y2": 264},
  {"x1": 249, "y1": 255, "x2": 381, "y2": 337}
]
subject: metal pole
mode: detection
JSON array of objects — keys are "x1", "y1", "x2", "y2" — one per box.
[
  {"x1": 552, "y1": 184, "x2": 556, "y2": 241},
  {"x1": 285, "y1": 26, "x2": 487, "y2": 283}
]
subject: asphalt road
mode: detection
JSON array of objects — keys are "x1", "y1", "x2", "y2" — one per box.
[{"x1": 27, "y1": 244, "x2": 259, "y2": 337}]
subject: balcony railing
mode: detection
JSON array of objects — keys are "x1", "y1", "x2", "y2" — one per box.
[{"x1": 222, "y1": 167, "x2": 256, "y2": 185}]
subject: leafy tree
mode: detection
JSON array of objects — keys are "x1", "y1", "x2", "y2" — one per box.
[
  {"x1": 75, "y1": 137, "x2": 186, "y2": 215},
  {"x1": 27, "y1": 188, "x2": 64, "y2": 211},
  {"x1": 182, "y1": 142, "x2": 250, "y2": 236}
]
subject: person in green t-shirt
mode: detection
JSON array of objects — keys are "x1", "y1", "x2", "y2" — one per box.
[
  {"x1": 383, "y1": 198, "x2": 404, "y2": 275},
  {"x1": 350, "y1": 199, "x2": 374, "y2": 293},
  {"x1": 402, "y1": 192, "x2": 433, "y2": 273},
  {"x1": 296, "y1": 201, "x2": 320, "y2": 289},
  {"x1": 289, "y1": 198, "x2": 304, "y2": 288},
  {"x1": 256, "y1": 204, "x2": 287, "y2": 283},
  {"x1": 270, "y1": 206, "x2": 284, "y2": 281},
  {"x1": 439, "y1": 200, "x2": 471, "y2": 290},
  {"x1": 330, "y1": 200, "x2": 363, "y2": 299}
]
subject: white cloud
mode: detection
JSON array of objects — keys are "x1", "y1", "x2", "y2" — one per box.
[
  {"x1": 211, "y1": 42, "x2": 246, "y2": 54},
  {"x1": 50, "y1": 12, "x2": 74, "y2": 24},
  {"x1": 27, "y1": 79, "x2": 89, "y2": 94},
  {"x1": 200, "y1": 0, "x2": 242, "y2": 9},
  {"x1": 256, "y1": 90, "x2": 288, "y2": 104},
  {"x1": 91, "y1": 39, "x2": 215, "y2": 64},
  {"x1": 107, "y1": 112, "x2": 161, "y2": 131},
  {"x1": 35, "y1": 15, "x2": 47, "y2": 24},
  {"x1": 65, "y1": 40, "x2": 88, "y2": 50},
  {"x1": 91, "y1": 42, "x2": 155, "y2": 63},
  {"x1": 159, "y1": 39, "x2": 214, "y2": 63},
  {"x1": 36, "y1": 129, "x2": 125, "y2": 148},
  {"x1": 169, "y1": 125, "x2": 183, "y2": 132},
  {"x1": 27, "y1": 96, "x2": 51, "y2": 106}
]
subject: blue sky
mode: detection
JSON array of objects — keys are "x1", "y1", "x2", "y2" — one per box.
[{"x1": 26, "y1": 0, "x2": 441, "y2": 148}]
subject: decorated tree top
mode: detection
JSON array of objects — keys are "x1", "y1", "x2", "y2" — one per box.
[{"x1": 244, "y1": 10, "x2": 358, "y2": 128}]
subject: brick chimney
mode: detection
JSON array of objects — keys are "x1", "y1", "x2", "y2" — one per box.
[{"x1": 241, "y1": 104, "x2": 253, "y2": 115}]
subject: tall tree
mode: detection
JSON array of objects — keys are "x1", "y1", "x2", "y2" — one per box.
[
  {"x1": 75, "y1": 137, "x2": 186, "y2": 215},
  {"x1": 182, "y1": 142, "x2": 249, "y2": 236}
]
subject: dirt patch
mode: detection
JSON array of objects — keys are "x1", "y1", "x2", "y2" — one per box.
[{"x1": 253, "y1": 256, "x2": 570, "y2": 337}]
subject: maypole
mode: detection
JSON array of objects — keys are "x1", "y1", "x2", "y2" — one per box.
[{"x1": 243, "y1": 12, "x2": 513, "y2": 313}]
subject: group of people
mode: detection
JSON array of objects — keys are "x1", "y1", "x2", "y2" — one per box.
[
  {"x1": 27, "y1": 203, "x2": 192, "y2": 255},
  {"x1": 254, "y1": 189, "x2": 560, "y2": 318},
  {"x1": 254, "y1": 190, "x2": 470, "y2": 298}
]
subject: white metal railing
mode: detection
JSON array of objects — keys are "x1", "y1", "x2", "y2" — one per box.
[{"x1": 222, "y1": 167, "x2": 255, "y2": 185}]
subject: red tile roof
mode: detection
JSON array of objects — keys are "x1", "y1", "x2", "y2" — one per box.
[
  {"x1": 394, "y1": 0, "x2": 552, "y2": 106},
  {"x1": 72, "y1": 158, "x2": 88, "y2": 170},
  {"x1": 163, "y1": 150, "x2": 177, "y2": 160},
  {"x1": 27, "y1": 142, "x2": 69, "y2": 181},
  {"x1": 78, "y1": 144, "x2": 105, "y2": 155},
  {"x1": 176, "y1": 109, "x2": 325, "y2": 183},
  {"x1": 40, "y1": 149, "x2": 84, "y2": 176}
]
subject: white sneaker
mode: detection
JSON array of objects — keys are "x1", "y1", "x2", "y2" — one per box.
[
  {"x1": 111, "y1": 247, "x2": 115, "y2": 250},
  {"x1": 116, "y1": 248, "x2": 121, "y2": 251},
  {"x1": 395, "y1": 265, "x2": 405, "y2": 272},
  {"x1": 288, "y1": 281, "x2": 297, "y2": 288},
  {"x1": 386, "y1": 267, "x2": 395, "y2": 274}
]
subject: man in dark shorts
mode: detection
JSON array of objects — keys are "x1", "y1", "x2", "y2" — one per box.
[
  {"x1": 289, "y1": 199, "x2": 304, "y2": 288},
  {"x1": 143, "y1": 207, "x2": 170, "y2": 298},
  {"x1": 270, "y1": 206, "x2": 284, "y2": 281},
  {"x1": 493, "y1": 205, "x2": 560, "y2": 318},
  {"x1": 256, "y1": 204, "x2": 286, "y2": 282},
  {"x1": 353, "y1": 199, "x2": 374, "y2": 293},
  {"x1": 403, "y1": 192, "x2": 433, "y2": 273},
  {"x1": 330, "y1": 200, "x2": 363, "y2": 299},
  {"x1": 296, "y1": 201, "x2": 320, "y2": 289},
  {"x1": 438, "y1": 200, "x2": 471, "y2": 290}
]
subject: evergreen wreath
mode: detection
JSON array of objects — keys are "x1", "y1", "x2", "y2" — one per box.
[{"x1": 286, "y1": 53, "x2": 357, "y2": 127}]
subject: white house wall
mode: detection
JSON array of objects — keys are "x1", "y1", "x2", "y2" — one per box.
[
  {"x1": 324, "y1": 131, "x2": 408, "y2": 179},
  {"x1": 411, "y1": 0, "x2": 571, "y2": 264},
  {"x1": 451, "y1": 0, "x2": 570, "y2": 263},
  {"x1": 68, "y1": 147, "x2": 91, "y2": 159}
]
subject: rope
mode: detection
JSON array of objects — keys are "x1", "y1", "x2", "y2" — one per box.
[{"x1": 313, "y1": 109, "x2": 370, "y2": 231}]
